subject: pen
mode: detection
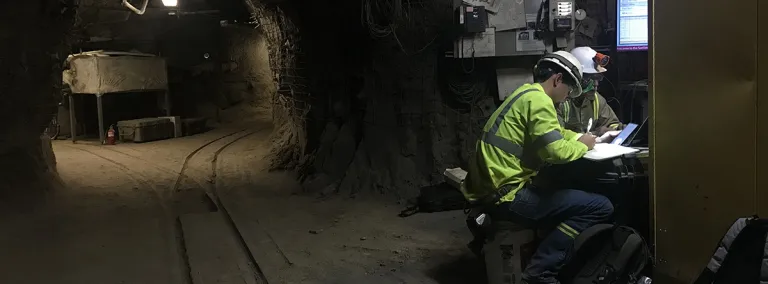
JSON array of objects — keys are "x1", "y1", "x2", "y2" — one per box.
[{"x1": 586, "y1": 118, "x2": 593, "y2": 134}]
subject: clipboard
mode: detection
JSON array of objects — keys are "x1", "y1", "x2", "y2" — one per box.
[{"x1": 583, "y1": 143, "x2": 640, "y2": 161}]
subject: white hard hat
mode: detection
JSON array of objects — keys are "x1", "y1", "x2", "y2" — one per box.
[
  {"x1": 535, "y1": 50, "x2": 584, "y2": 96},
  {"x1": 571, "y1": 46, "x2": 607, "y2": 74}
]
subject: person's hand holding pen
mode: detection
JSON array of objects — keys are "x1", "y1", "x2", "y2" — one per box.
[
  {"x1": 576, "y1": 118, "x2": 598, "y2": 149},
  {"x1": 577, "y1": 132, "x2": 597, "y2": 150}
]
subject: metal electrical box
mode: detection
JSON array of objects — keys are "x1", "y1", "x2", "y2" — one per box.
[
  {"x1": 458, "y1": 5, "x2": 489, "y2": 33},
  {"x1": 550, "y1": 0, "x2": 575, "y2": 31},
  {"x1": 451, "y1": 0, "x2": 580, "y2": 59}
]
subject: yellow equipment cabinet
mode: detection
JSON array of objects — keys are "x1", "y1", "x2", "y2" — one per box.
[
  {"x1": 652, "y1": 0, "x2": 765, "y2": 282},
  {"x1": 758, "y1": 0, "x2": 768, "y2": 220}
]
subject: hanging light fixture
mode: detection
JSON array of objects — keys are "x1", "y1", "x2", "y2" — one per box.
[{"x1": 162, "y1": 0, "x2": 178, "y2": 7}]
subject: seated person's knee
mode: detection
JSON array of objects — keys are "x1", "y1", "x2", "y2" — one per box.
[{"x1": 597, "y1": 196, "x2": 614, "y2": 218}]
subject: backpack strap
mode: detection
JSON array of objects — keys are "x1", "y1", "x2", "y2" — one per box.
[
  {"x1": 620, "y1": 226, "x2": 652, "y2": 280},
  {"x1": 707, "y1": 218, "x2": 750, "y2": 273},
  {"x1": 607, "y1": 232, "x2": 642, "y2": 273},
  {"x1": 572, "y1": 224, "x2": 650, "y2": 281},
  {"x1": 573, "y1": 223, "x2": 614, "y2": 251},
  {"x1": 694, "y1": 217, "x2": 751, "y2": 284}
]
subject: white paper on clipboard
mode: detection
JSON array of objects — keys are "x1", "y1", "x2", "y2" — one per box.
[
  {"x1": 583, "y1": 144, "x2": 640, "y2": 161},
  {"x1": 515, "y1": 30, "x2": 546, "y2": 52}
]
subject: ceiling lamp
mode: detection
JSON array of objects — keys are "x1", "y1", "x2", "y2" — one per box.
[{"x1": 162, "y1": 0, "x2": 178, "y2": 6}]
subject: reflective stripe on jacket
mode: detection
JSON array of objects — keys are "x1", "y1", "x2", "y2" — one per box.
[
  {"x1": 463, "y1": 83, "x2": 588, "y2": 203},
  {"x1": 558, "y1": 92, "x2": 622, "y2": 133}
]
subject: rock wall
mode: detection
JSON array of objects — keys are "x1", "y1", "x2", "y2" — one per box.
[
  {"x1": 0, "y1": 0, "x2": 74, "y2": 194},
  {"x1": 242, "y1": 0, "x2": 306, "y2": 170},
  {"x1": 211, "y1": 28, "x2": 275, "y2": 123},
  {"x1": 292, "y1": 0, "x2": 498, "y2": 199},
  {"x1": 240, "y1": 0, "x2": 500, "y2": 199},
  {"x1": 303, "y1": 47, "x2": 498, "y2": 199}
]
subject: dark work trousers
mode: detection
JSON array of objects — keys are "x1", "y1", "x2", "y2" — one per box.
[{"x1": 491, "y1": 185, "x2": 614, "y2": 284}]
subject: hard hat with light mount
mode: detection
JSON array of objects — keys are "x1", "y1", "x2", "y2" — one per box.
[
  {"x1": 571, "y1": 46, "x2": 610, "y2": 74},
  {"x1": 571, "y1": 47, "x2": 611, "y2": 94},
  {"x1": 535, "y1": 50, "x2": 584, "y2": 97}
]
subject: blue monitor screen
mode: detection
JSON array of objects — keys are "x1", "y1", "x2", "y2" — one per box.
[{"x1": 616, "y1": 0, "x2": 648, "y2": 51}]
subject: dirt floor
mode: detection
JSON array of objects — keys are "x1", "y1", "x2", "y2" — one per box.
[{"x1": 0, "y1": 124, "x2": 483, "y2": 284}]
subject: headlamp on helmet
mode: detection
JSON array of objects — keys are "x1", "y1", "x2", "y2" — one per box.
[{"x1": 593, "y1": 53, "x2": 610, "y2": 68}]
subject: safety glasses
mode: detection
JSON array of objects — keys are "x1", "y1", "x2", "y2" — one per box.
[
  {"x1": 567, "y1": 83, "x2": 580, "y2": 98},
  {"x1": 584, "y1": 73, "x2": 604, "y2": 82}
]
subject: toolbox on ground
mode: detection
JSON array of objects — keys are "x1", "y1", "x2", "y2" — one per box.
[
  {"x1": 181, "y1": 117, "x2": 207, "y2": 136},
  {"x1": 117, "y1": 118, "x2": 175, "y2": 143}
]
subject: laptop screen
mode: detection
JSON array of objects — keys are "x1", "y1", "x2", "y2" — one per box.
[
  {"x1": 625, "y1": 117, "x2": 649, "y2": 147},
  {"x1": 611, "y1": 123, "x2": 638, "y2": 145}
]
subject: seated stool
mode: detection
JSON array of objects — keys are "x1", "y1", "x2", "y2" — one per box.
[{"x1": 484, "y1": 220, "x2": 537, "y2": 284}]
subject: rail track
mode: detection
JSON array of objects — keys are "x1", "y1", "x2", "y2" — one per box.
[
  {"x1": 59, "y1": 144, "x2": 189, "y2": 282},
  {"x1": 207, "y1": 129, "x2": 272, "y2": 281},
  {"x1": 60, "y1": 145, "x2": 169, "y2": 212},
  {"x1": 61, "y1": 127, "x2": 271, "y2": 284}
]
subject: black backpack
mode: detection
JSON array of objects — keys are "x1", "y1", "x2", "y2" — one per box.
[
  {"x1": 694, "y1": 216, "x2": 768, "y2": 284},
  {"x1": 559, "y1": 224, "x2": 651, "y2": 284}
]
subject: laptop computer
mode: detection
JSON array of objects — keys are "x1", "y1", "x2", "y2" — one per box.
[
  {"x1": 611, "y1": 123, "x2": 638, "y2": 146},
  {"x1": 584, "y1": 118, "x2": 648, "y2": 161},
  {"x1": 624, "y1": 116, "x2": 649, "y2": 147}
]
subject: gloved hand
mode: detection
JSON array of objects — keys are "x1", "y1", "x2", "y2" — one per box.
[{"x1": 595, "y1": 130, "x2": 621, "y2": 143}]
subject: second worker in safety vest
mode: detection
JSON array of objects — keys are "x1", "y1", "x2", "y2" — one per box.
[
  {"x1": 557, "y1": 47, "x2": 623, "y2": 137},
  {"x1": 463, "y1": 51, "x2": 614, "y2": 284}
]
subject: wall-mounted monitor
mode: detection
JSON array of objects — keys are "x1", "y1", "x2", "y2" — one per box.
[{"x1": 616, "y1": 0, "x2": 648, "y2": 51}]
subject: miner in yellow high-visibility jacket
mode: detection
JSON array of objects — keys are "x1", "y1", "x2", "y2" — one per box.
[{"x1": 464, "y1": 51, "x2": 614, "y2": 284}]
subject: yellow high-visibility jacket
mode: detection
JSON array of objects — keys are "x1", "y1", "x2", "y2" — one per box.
[{"x1": 464, "y1": 83, "x2": 588, "y2": 203}]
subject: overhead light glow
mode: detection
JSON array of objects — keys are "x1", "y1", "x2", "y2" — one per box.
[{"x1": 162, "y1": 0, "x2": 178, "y2": 7}]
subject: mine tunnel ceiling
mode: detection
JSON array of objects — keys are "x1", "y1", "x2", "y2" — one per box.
[
  {"x1": 80, "y1": 0, "x2": 216, "y2": 9},
  {"x1": 77, "y1": 0, "x2": 250, "y2": 20}
]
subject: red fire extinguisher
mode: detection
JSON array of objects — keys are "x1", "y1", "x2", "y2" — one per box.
[{"x1": 106, "y1": 125, "x2": 116, "y2": 145}]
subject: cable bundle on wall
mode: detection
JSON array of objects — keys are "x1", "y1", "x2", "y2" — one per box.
[
  {"x1": 360, "y1": 0, "x2": 449, "y2": 55},
  {"x1": 448, "y1": 81, "x2": 484, "y2": 105}
]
